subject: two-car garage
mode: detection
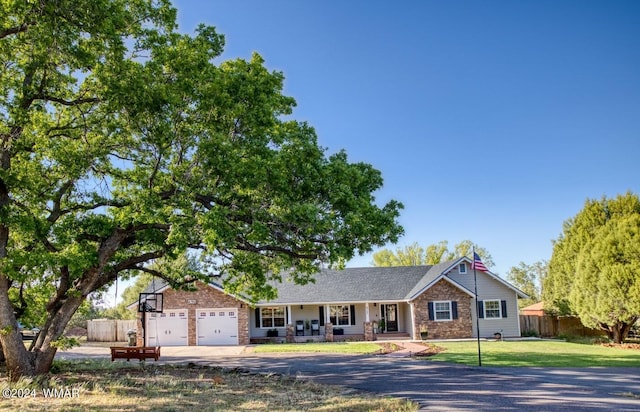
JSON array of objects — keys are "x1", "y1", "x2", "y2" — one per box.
[{"x1": 145, "y1": 308, "x2": 238, "y2": 346}]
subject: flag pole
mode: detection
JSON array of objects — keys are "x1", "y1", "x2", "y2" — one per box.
[{"x1": 473, "y1": 247, "x2": 482, "y2": 367}]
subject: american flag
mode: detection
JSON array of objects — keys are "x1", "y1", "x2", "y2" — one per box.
[{"x1": 472, "y1": 252, "x2": 488, "y2": 272}]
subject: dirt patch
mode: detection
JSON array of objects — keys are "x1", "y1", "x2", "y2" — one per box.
[
  {"x1": 377, "y1": 342, "x2": 403, "y2": 354},
  {"x1": 412, "y1": 343, "x2": 446, "y2": 357},
  {"x1": 65, "y1": 327, "x2": 87, "y2": 337},
  {"x1": 2, "y1": 362, "x2": 418, "y2": 411},
  {"x1": 602, "y1": 342, "x2": 640, "y2": 350}
]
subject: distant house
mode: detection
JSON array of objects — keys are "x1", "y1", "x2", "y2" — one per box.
[
  {"x1": 520, "y1": 301, "x2": 546, "y2": 316},
  {"x1": 132, "y1": 256, "x2": 528, "y2": 346},
  {"x1": 519, "y1": 301, "x2": 604, "y2": 338}
]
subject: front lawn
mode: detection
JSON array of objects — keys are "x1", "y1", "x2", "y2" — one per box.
[
  {"x1": 0, "y1": 360, "x2": 417, "y2": 411},
  {"x1": 430, "y1": 340, "x2": 640, "y2": 367},
  {"x1": 253, "y1": 341, "x2": 384, "y2": 354}
]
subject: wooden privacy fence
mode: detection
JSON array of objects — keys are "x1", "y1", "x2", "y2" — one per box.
[
  {"x1": 87, "y1": 319, "x2": 137, "y2": 342},
  {"x1": 520, "y1": 315, "x2": 604, "y2": 337}
]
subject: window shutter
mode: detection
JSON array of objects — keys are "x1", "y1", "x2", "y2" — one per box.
[
  {"x1": 255, "y1": 308, "x2": 260, "y2": 327},
  {"x1": 285, "y1": 307, "x2": 289, "y2": 324},
  {"x1": 501, "y1": 300, "x2": 507, "y2": 318},
  {"x1": 428, "y1": 302, "x2": 434, "y2": 321},
  {"x1": 452, "y1": 301, "x2": 458, "y2": 319},
  {"x1": 477, "y1": 301, "x2": 484, "y2": 319},
  {"x1": 350, "y1": 305, "x2": 356, "y2": 325},
  {"x1": 319, "y1": 306, "x2": 325, "y2": 326}
]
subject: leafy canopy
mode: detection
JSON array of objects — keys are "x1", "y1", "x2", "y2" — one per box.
[
  {"x1": 544, "y1": 192, "x2": 640, "y2": 342},
  {"x1": 0, "y1": 0, "x2": 403, "y2": 377},
  {"x1": 372, "y1": 240, "x2": 493, "y2": 268},
  {"x1": 506, "y1": 260, "x2": 547, "y2": 308}
]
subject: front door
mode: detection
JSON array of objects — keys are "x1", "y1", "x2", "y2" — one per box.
[{"x1": 382, "y1": 304, "x2": 398, "y2": 332}]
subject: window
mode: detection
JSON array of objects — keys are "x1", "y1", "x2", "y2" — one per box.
[
  {"x1": 434, "y1": 301, "x2": 452, "y2": 321},
  {"x1": 260, "y1": 307, "x2": 285, "y2": 328},
  {"x1": 484, "y1": 300, "x2": 502, "y2": 319},
  {"x1": 459, "y1": 263, "x2": 467, "y2": 274},
  {"x1": 428, "y1": 301, "x2": 458, "y2": 321},
  {"x1": 329, "y1": 305, "x2": 351, "y2": 326}
]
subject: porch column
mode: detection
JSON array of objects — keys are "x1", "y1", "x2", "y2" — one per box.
[
  {"x1": 409, "y1": 301, "x2": 416, "y2": 340},
  {"x1": 324, "y1": 304, "x2": 330, "y2": 324},
  {"x1": 286, "y1": 305, "x2": 293, "y2": 342},
  {"x1": 365, "y1": 302, "x2": 370, "y2": 322},
  {"x1": 363, "y1": 302, "x2": 374, "y2": 341}
]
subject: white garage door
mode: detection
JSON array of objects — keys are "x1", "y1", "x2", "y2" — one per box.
[
  {"x1": 197, "y1": 308, "x2": 238, "y2": 345},
  {"x1": 146, "y1": 309, "x2": 188, "y2": 346}
]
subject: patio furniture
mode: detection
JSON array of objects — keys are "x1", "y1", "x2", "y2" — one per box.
[
  {"x1": 296, "y1": 320, "x2": 305, "y2": 336},
  {"x1": 310, "y1": 319, "x2": 320, "y2": 335}
]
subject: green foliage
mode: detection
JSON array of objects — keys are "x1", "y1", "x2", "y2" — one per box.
[
  {"x1": 0, "y1": 0, "x2": 404, "y2": 376},
  {"x1": 506, "y1": 260, "x2": 547, "y2": 307},
  {"x1": 67, "y1": 300, "x2": 103, "y2": 330},
  {"x1": 544, "y1": 192, "x2": 640, "y2": 342},
  {"x1": 49, "y1": 336, "x2": 79, "y2": 351},
  {"x1": 253, "y1": 342, "x2": 383, "y2": 354},
  {"x1": 372, "y1": 240, "x2": 493, "y2": 268}
]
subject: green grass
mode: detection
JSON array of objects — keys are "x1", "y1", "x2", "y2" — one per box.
[
  {"x1": 252, "y1": 341, "x2": 384, "y2": 354},
  {"x1": 431, "y1": 340, "x2": 640, "y2": 367}
]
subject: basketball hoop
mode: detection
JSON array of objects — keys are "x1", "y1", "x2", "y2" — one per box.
[{"x1": 138, "y1": 293, "x2": 163, "y2": 313}]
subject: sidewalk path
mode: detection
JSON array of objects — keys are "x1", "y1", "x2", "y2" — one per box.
[{"x1": 378, "y1": 341, "x2": 430, "y2": 358}]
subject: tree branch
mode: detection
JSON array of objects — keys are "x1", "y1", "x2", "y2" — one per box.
[
  {"x1": 37, "y1": 95, "x2": 100, "y2": 106},
  {"x1": 235, "y1": 236, "x2": 318, "y2": 260},
  {"x1": 0, "y1": 22, "x2": 35, "y2": 39}
]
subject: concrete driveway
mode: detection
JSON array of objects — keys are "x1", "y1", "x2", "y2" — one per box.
[{"x1": 57, "y1": 346, "x2": 640, "y2": 411}]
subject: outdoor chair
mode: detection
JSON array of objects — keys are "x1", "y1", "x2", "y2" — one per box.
[
  {"x1": 311, "y1": 319, "x2": 320, "y2": 335},
  {"x1": 295, "y1": 320, "x2": 305, "y2": 336}
]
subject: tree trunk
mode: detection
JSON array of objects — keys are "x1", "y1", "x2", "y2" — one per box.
[
  {"x1": 0, "y1": 279, "x2": 85, "y2": 380},
  {"x1": 2, "y1": 334, "x2": 37, "y2": 380},
  {"x1": 609, "y1": 321, "x2": 632, "y2": 344}
]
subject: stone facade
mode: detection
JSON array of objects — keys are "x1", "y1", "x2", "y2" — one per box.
[
  {"x1": 410, "y1": 279, "x2": 473, "y2": 339},
  {"x1": 286, "y1": 324, "x2": 294, "y2": 343},
  {"x1": 363, "y1": 321, "x2": 375, "y2": 341},
  {"x1": 136, "y1": 281, "x2": 249, "y2": 346},
  {"x1": 324, "y1": 322, "x2": 334, "y2": 342}
]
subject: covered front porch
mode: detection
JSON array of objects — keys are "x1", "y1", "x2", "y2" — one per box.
[{"x1": 249, "y1": 301, "x2": 414, "y2": 342}]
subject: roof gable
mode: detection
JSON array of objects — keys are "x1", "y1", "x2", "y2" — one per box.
[
  {"x1": 406, "y1": 257, "x2": 475, "y2": 299},
  {"x1": 456, "y1": 256, "x2": 529, "y2": 299}
]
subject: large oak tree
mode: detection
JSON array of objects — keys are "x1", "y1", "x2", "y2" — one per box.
[
  {"x1": 0, "y1": 0, "x2": 403, "y2": 379},
  {"x1": 544, "y1": 193, "x2": 640, "y2": 343}
]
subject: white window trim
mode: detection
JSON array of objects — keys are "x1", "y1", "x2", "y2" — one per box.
[
  {"x1": 434, "y1": 300, "x2": 452, "y2": 322},
  {"x1": 459, "y1": 263, "x2": 467, "y2": 274},
  {"x1": 260, "y1": 306, "x2": 286, "y2": 328},
  {"x1": 483, "y1": 299, "x2": 502, "y2": 319},
  {"x1": 329, "y1": 305, "x2": 352, "y2": 326}
]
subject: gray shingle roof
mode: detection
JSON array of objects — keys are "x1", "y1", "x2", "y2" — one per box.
[
  {"x1": 258, "y1": 265, "x2": 433, "y2": 305},
  {"x1": 132, "y1": 257, "x2": 521, "y2": 307}
]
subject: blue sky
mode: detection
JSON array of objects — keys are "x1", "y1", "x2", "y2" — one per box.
[{"x1": 105, "y1": 0, "x2": 640, "y2": 305}]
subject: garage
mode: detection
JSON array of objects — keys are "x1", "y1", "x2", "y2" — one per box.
[
  {"x1": 197, "y1": 308, "x2": 238, "y2": 345},
  {"x1": 146, "y1": 309, "x2": 188, "y2": 346}
]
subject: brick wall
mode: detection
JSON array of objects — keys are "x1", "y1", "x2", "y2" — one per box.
[
  {"x1": 411, "y1": 279, "x2": 473, "y2": 339},
  {"x1": 136, "y1": 282, "x2": 249, "y2": 346}
]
